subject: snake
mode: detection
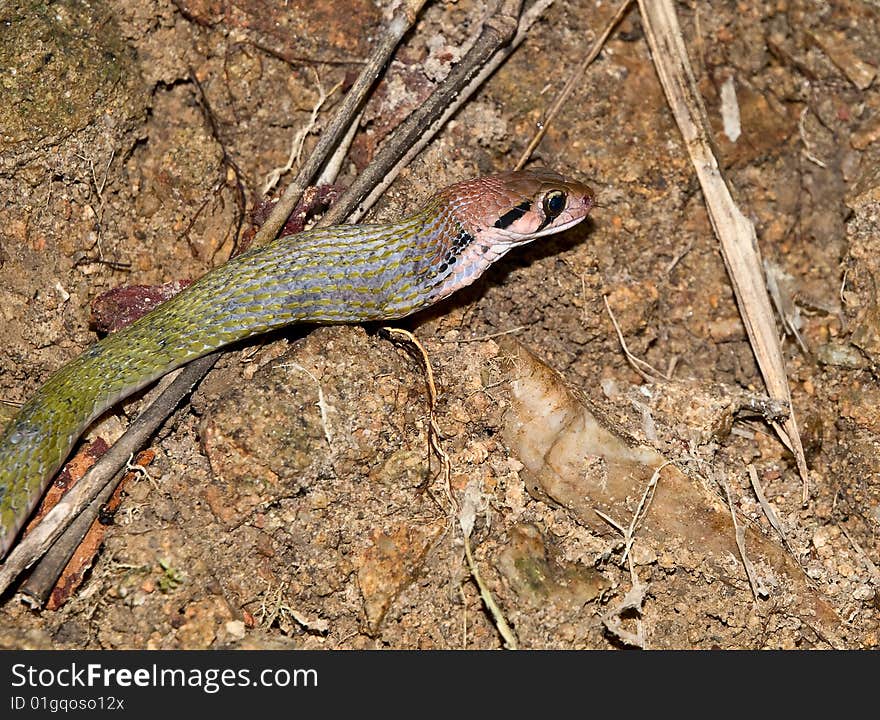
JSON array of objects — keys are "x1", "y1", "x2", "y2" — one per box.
[{"x1": 0, "y1": 168, "x2": 594, "y2": 558}]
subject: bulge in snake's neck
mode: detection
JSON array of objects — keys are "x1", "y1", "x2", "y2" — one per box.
[{"x1": 379, "y1": 202, "x2": 512, "y2": 317}]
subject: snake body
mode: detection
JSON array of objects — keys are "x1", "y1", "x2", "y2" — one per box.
[{"x1": 0, "y1": 169, "x2": 594, "y2": 557}]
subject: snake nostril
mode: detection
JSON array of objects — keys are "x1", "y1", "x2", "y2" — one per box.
[{"x1": 581, "y1": 188, "x2": 596, "y2": 212}]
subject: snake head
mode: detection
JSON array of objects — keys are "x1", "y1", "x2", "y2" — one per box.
[
  {"x1": 440, "y1": 168, "x2": 595, "y2": 246},
  {"x1": 391, "y1": 168, "x2": 596, "y2": 315}
]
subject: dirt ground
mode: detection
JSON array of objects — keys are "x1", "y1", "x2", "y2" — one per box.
[{"x1": 0, "y1": 0, "x2": 878, "y2": 649}]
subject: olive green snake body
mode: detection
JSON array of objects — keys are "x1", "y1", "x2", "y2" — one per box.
[{"x1": 0, "y1": 169, "x2": 594, "y2": 557}]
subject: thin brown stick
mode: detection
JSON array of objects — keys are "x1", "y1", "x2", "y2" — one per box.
[
  {"x1": 514, "y1": 0, "x2": 634, "y2": 171},
  {"x1": 747, "y1": 464, "x2": 791, "y2": 552},
  {"x1": 350, "y1": 0, "x2": 552, "y2": 222},
  {"x1": 20, "y1": 452, "x2": 153, "y2": 608},
  {"x1": 462, "y1": 524, "x2": 517, "y2": 649},
  {"x1": 0, "y1": 1, "x2": 521, "y2": 596},
  {"x1": 0, "y1": 361, "x2": 210, "y2": 595},
  {"x1": 323, "y1": 0, "x2": 523, "y2": 226},
  {"x1": 720, "y1": 476, "x2": 768, "y2": 602},
  {"x1": 594, "y1": 461, "x2": 664, "y2": 649},
  {"x1": 621, "y1": 460, "x2": 669, "y2": 565},
  {"x1": 382, "y1": 327, "x2": 453, "y2": 509},
  {"x1": 255, "y1": 0, "x2": 428, "y2": 245},
  {"x1": 603, "y1": 295, "x2": 669, "y2": 382},
  {"x1": 638, "y1": 0, "x2": 810, "y2": 502},
  {"x1": 245, "y1": 39, "x2": 368, "y2": 68},
  {"x1": 441, "y1": 326, "x2": 526, "y2": 343}
]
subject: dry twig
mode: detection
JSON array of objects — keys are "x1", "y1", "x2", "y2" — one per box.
[
  {"x1": 638, "y1": 0, "x2": 810, "y2": 502},
  {"x1": 514, "y1": 0, "x2": 633, "y2": 170},
  {"x1": 720, "y1": 477, "x2": 769, "y2": 602},
  {"x1": 603, "y1": 295, "x2": 669, "y2": 382},
  {"x1": 256, "y1": 0, "x2": 428, "y2": 242},
  {"x1": 348, "y1": 0, "x2": 549, "y2": 223},
  {"x1": 747, "y1": 464, "x2": 791, "y2": 552},
  {"x1": 382, "y1": 328, "x2": 453, "y2": 508},
  {"x1": 325, "y1": 0, "x2": 523, "y2": 225},
  {"x1": 459, "y1": 481, "x2": 517, "y2": 649},
  {"x1": 595, "y1": 461, "x2": 669, "y2": 648}
]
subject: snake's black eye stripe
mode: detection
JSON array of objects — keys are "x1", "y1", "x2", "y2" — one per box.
[
  {"x1": 494, "y1": 200, "x2": 531, "y2": 229},
  {"x1": 542, "y1": 190, "x2": 566, "y2": 220}
]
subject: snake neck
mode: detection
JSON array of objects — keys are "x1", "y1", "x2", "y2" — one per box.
[{"x1": 381, "y1": 203, "x2": 509, "y2": 317}]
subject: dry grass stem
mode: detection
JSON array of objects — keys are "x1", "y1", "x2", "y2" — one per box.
[
  {"x1": 604, "y1": 295, "x2": 669, "y2": 382},
  {"x1": 638, "y1": 0, "x2": 810, "y2": 502},
  {"x1": 747, "y1": 464, "x2": 791, "y2": 551},
  {"x1": 382, "y1": 327, "x2": 453, "y2": 507},
  {"x1": 514, "y1": 0, "x2": 634, "y2": 170},
  {"x1": 721, "y1": 476, "x2": 769, "y2": 602}
]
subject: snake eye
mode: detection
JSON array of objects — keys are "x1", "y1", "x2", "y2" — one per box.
[{"x1": 543, "y1": 190, "x2": 566, "y2": 219}]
